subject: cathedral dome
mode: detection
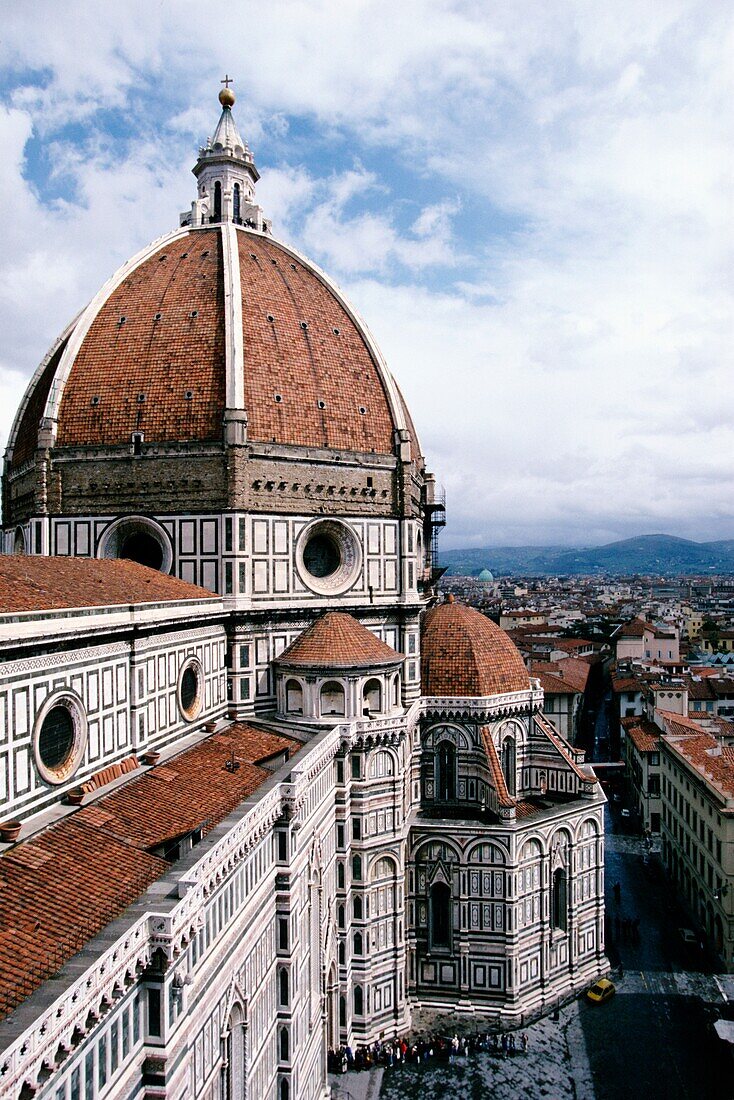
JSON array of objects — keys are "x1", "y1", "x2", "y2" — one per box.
[
  {"x1": 8, "y1": 228, "x2": 411, "y2": 467},
  {"x1": 421, "y1": 598, "x2": 530, "y2": 697},
  {"x1": 6, "y1": 89, "x2": 418, "y2": 475}
]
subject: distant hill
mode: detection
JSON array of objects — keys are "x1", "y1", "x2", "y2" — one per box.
[{"x1": 440, "y1": 534, "x2": 734, "y2": 576}]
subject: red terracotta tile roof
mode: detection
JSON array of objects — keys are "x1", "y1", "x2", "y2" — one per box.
[
  {"x1": 551, "y1": 658, "x2": 591, "y2": 693},
  {"x1": 237, "y1": 234, "x2": 396, "y2": 452},
  {"x1": 0, "y1": 556, "x2": 216, "y2": 614},
  {"x1": 32, "y1": 228, "x2": 401, "y2": 458},
  {"x1": 0, "y1": 723, "x2": 299, "y2": 1019},
  {"x1": 616, "y1": 618, "x2": 651, "y2": 638},
  {"x1": 611, "y1": 674, "x2": 644, "y2": 694},
  {"x1": 535, "y1": 670, "x2": 581, "y2": 696},
  {"x1": 57, "y1": 230, "x2": 226, "y2": 447},
  {"x1": 623, "y1": 717, "x2": 660, "y2": 754},
  {"x1": 657, "y1": 709, "x2": 711, "y2": 738},
  {"x1": 534, "y1": 712, "x2": 595, "y2": 782},
  {"x1": 421, "y1": 600, "x2": 530, "y2": 698},
  {"x1": 480, "y1": 727, "x2": 515, "y2": 808},
  {"x1": 663, "y1": 729, "x2": 734, "y2": 804},
  {"x1": 277, "y1": 612, "x2": 401, "y2": 668}
]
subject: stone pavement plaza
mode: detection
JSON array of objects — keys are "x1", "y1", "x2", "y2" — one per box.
[
  {"x1": 330, "y1": 969, "x2": 731, "y2": 1100},
  {"x1": 329, "y1": 1002, "x2": 594, "y2": 1100}
]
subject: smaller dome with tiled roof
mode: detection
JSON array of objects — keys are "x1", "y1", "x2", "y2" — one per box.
[
  {"x1": 277, "y1": 612, "x2": 402, "y2": 670},
  {"x1": 421, "y1": 597, "x2": 530, "y2": 697}
]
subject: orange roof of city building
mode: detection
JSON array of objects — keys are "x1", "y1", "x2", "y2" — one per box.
[{"x1": 622, "y1": 716, "x2": 660, "y2": 754}]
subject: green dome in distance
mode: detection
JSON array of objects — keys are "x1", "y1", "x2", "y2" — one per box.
[{"x1": 477, "y1": 568, "x2": 494, "y2": 583}]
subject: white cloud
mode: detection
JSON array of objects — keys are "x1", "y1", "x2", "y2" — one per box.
[{"x1": 0, "y1": 0, "x2": 732, "y2": 547}]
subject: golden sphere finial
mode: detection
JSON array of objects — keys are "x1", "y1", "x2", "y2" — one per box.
[{"x1": 219, "y1": 75, "x2": 235, "y2": 108}]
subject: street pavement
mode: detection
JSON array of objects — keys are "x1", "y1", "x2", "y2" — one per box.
[{"x1": 329, "y1": 804, "x2": 733, "y2": 1099}]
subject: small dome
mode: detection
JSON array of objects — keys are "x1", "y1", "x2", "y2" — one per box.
[
  {"x1": 477, "y1": 568, "x2": 494, "y2": 583},
  {"x1": 421, "y1": 598, "x2": 529, "y2": 697},
  {"x1": 277, "y1": 612, "x2": 402, "y2": 670}
]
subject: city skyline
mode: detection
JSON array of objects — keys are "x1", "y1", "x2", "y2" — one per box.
[{"x1": 1, "y1": 0, "x2": 732, "y2": 547}]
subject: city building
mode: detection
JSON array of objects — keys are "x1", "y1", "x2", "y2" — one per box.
[
  {"x1": 0, "y1": 85, "x2": 606, "y2": 1100},
  {"x1": 660, "y1": 723, "x2": 734, "y2": 969}
]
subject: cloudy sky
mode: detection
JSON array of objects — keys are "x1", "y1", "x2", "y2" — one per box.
[{"x1": 1, "y1": 1, "x2": 732, "y2": 548}]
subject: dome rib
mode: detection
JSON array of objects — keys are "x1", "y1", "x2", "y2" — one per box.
[{"x1": 421, "y1": 600, "x2": 530, "y2": 697}]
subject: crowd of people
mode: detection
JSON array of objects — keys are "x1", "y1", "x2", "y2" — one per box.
[{"x1": 328, "y1": 1030, "x2": 530, "y2": 1074}]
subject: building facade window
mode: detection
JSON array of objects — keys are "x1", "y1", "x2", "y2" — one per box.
[
  {"x1": 430, "y1": 881, "x2": 452, "y2": 949},
  {"x1": 435, "y1": 741, "x2": 456, "y2": 801},
  {"x1": 551, "y1": 868, "x2": 567, "y2": 931}
]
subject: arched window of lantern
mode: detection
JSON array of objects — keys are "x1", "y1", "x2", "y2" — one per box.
[
  {"x1": 279, "y1": 1026, "x2": 289, "y2": 1062},
  {"x1": 320, "y1": 681, "x2": 345, "y2": 717},
  {"x1": 286, "y1": 679, "x2": 303, "y2": 715},
  {"x1": 226, "y1": 1002, "x2": 245, "y2": 1098},
  {"x1": 213, "y1": 180, "x2": 222, "y2": 221},
  {"x1": 435, "y1": 741, "x2": 456, "y2": 800},
  {"x1": 278, "y1": 967, "x2": 289, "y2": 1006},
  {"x1": 362, "y1": 678, "x2": 381, "y2": 716},
  {"x1": 551, "y1": 868, "x2": 567, "y2": 931},
  {"x1": 430, "y1": 881, "x2": 452, "y2": 949},
  {"x1": 233, "y1": 182, "x2": 241, "y2": 222},
  {"x1": 501, "y1": 736, "x2": 516, "y2": 796}
]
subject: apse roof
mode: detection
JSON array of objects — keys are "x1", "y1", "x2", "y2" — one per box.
[
  {"x1": 421, "y1": 598, "x2": 530, "y2": 698},
  {"x1": 277, "y1": 611, "x2": 402, "y2": 669}
]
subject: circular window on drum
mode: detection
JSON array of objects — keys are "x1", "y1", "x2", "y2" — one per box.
[
  {"x1": 178, "y1": 657, "x2": 204, "y2": 722},
  {"x1": 296, "y1": 520, "x2": 361, "y2": 595},
  {"x1": 33, "y1": 691, "x2": 88, "y2": 785}
]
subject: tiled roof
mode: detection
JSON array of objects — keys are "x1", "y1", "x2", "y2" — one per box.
[
  {"x1": 534, "y1": 670, "x2": 580, "y2": 696},
  {"x1": 20, "y1": 229, "x2": 402, "y2": 460},
  {"x1": 616, "y1": 618, "x2": 651, "y2": 638},
  {"x1": 657, "y1": 709, "x2": 711, "y2": 738},
  {"x1": 0, "y1": 557, "x2": 216, "y2": 614},
  {"x1": 624, "y1": 717, "x2": 660, "y2": 754},
  {"x1": 237, "y1": 235, "x2": 395, "y2": 452},
  {"x1": 0, "y1": 723, "x2": 298, "y2": 1019},
  {"x1": 611, "y1": 674, "x2": 643, "y2": 694},
  {"x1": 684, "y1": 676, "x2": 717, "y2": 700},
  {"x1": 663, "y1": 730, "x2": 734, "y2": 804},
  {"x1": 532, "y1": 658, "x2": 590, "y2": 694},
  {"x1": 534, "y1": 712, "x2": 594, "y2": 782},
  {"x1": 277, "y1": 612, "x2": 402, "y2": 668},
  {"x1": 480, "y1": 727, "x2": 515, "y2": 808},
  {"x1": 57, "y1": 230, "x2": 226, "y2": 447},
  {"x1": 421, "y1": 600, "x2": 530, "y2": 698}
]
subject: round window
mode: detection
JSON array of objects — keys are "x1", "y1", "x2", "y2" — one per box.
[
  {"x1": 98, "y1": 515, "x2": 173, "y2": 573},
  {"x1": 295, "y1": 520, "x2": 362, "y2": 595},
  {"x1": 178, "y1": 658, "x2": 203, "y2": 722},
  {"x1": 303, "y1": 533, "x2": 341, "y2": 578},
  {"x1": 33, "y1": 692, "x2": 88, "y2": 785}
]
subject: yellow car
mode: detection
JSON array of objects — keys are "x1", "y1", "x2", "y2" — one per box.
[{"x1": 586, "y1": 978, "x2": 616, "y2": 1004}]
